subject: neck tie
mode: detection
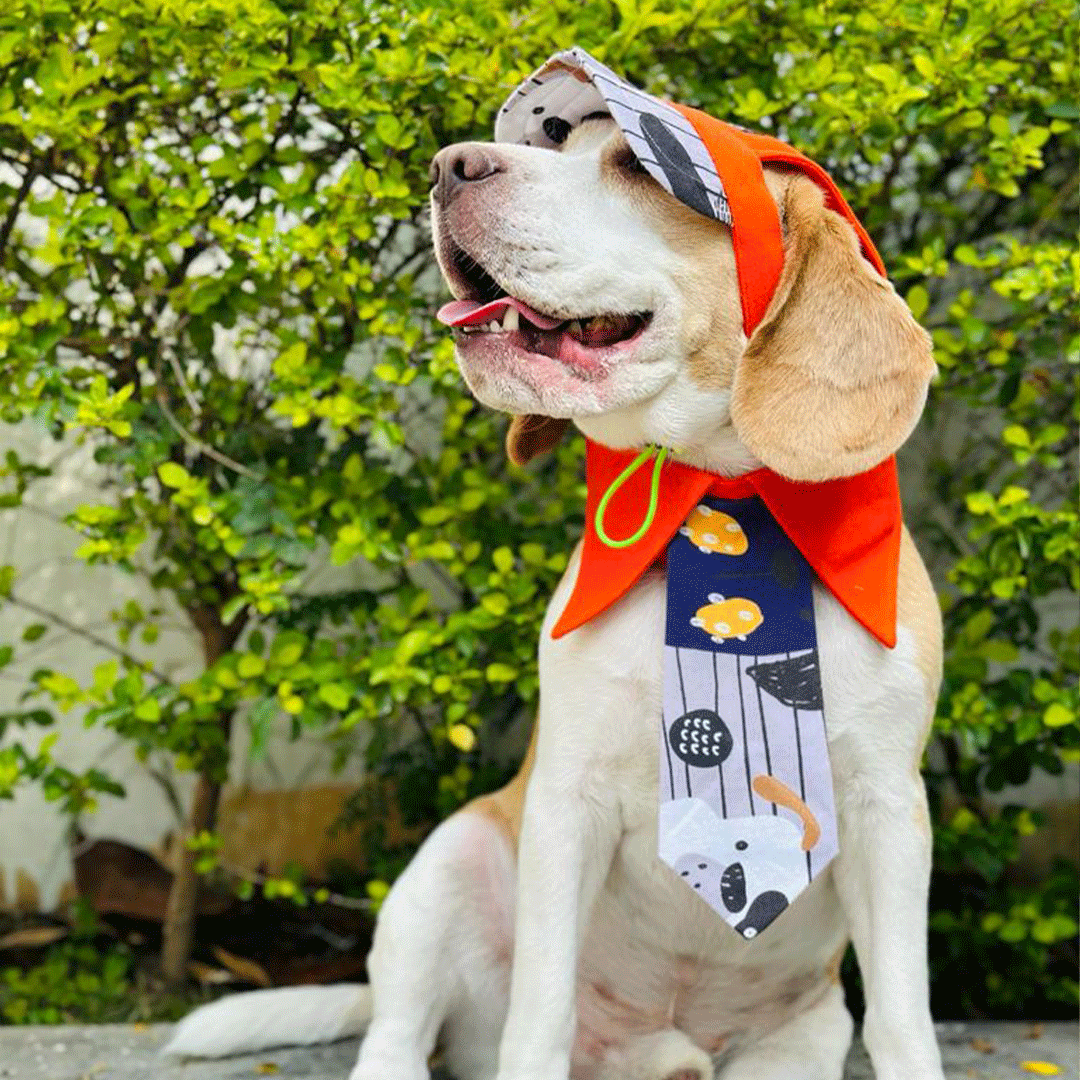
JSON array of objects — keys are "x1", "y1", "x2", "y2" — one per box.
[{"x1": 658, "y1": 492, "x2": 837, "y2": 936}]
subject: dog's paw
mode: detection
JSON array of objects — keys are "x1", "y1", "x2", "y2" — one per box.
[{"x1": 599, "y1": 1028, "x2": 714, "y2": 1080}]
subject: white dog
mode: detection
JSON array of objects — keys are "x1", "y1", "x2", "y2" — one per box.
[{"x1": 168, "y1": 61, "x2": 945, "y2": 1080}]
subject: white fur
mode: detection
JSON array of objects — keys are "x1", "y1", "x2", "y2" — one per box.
[
  {"x1": 164, "y1": 983, "x2": 371, "y2": 1057},
  {"x1": 169, "y1": 119, "x2": 945, "y2": 1080}
]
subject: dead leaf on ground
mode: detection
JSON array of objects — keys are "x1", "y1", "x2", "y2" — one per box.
[
  {"x1": 255, "y1": 1064, "x2": 280, "y2": 1075},
  {"x1": 1025, "y1": 1023, "x2": 1045, "y2": 1039},
  {"x1": 969, "y1": 1037, "x2": 996, "y2": 1054},
  {"x1": 0, "y1": 925, "x2": 68, "y2": 950},
  {"x1": 211, "y1": 945, "x2": 273, "y2": 988},
  {"x1": 188, "y1": 960, "x2": 236, "y2": 986},
  {"x1": 1020, "y1": 1063, "x2": 1061, "y2": 1076}
]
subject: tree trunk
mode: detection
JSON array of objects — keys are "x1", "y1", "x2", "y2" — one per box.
[
  {"x1": 160, "y1": 767, "x2": 222, "y2": 984},
  {"x1": 160, "y1": 602, "x2": 244, "y2": 986}
]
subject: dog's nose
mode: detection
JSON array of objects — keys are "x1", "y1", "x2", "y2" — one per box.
[{"x1": 429, "y1": 144, "x2": 506, "y2": 206}]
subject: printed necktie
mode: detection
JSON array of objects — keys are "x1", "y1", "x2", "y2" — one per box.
[{"x1": 658, "y1": 494, "x2": 837, "y2": 937}]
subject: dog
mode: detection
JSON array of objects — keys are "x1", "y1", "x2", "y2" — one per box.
[{"x1": 167, "y1": 55, "x2": 945, "y2": 1080}]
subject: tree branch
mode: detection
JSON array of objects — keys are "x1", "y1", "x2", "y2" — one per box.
[
  {"x1": 7, "y1": 592, "x2": 173, "y2": 686},
  {"x1": 0, "y1": 156, "x2": 38, "y2": 259},
  {"x1": 155, "y1": 390, "x2": 266, "y2": 481}
]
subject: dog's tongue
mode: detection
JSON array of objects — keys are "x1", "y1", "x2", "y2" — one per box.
[{"x1": 436, "y1": 297, "x2": 564, "y2": 330}]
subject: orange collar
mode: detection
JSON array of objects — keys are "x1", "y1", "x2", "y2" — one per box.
[{"x1": 552, "y1": 440, "x2": 902, "y2": 649}]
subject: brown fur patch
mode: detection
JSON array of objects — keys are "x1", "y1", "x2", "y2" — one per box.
[
  {"x1": 731, "y1": 175, "x2": 937, "y2": 480},
  {"x1": 469, "y1": 721, "x2": 537, "y2": 853},
  {"x1": 625, "y1": 159, "x2": 743, "y2": 393},
  {"x1": 506, "y1": 414, "x2": 570, "y2": 466}
]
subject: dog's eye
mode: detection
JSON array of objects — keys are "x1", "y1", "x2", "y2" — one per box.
[{"x1": 612, "y1": 145, "x2": 649, "y2": 176}]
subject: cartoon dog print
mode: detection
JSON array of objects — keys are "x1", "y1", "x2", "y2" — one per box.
[{"x1": 659, "y1": 774, "x2": 821, "y2": 938}]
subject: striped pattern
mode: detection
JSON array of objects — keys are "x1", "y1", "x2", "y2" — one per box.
[{"x1": 495, "y1": 47, "x2": 732, "y2": 224}]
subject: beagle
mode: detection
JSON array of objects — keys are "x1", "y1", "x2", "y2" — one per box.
[{"x1": 167, "y1": 63, "x2": 946, "y2": 1080}]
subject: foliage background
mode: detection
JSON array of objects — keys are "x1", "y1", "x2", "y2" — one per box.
[{"x1": 0, "y1": 0, "x2": 1076, "y2": 1017}]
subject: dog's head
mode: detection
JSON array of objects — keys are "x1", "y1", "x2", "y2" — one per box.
[{"x1": 430, "y1": 102, "x2": 934, "y2": 482}]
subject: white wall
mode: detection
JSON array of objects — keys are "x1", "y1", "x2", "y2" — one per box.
[{"x1": 0, "y1": 421, "x2": 366, "y2": 911}]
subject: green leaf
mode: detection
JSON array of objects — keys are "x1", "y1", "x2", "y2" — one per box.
[
  {"x1": 481, "y1": 593, "x2": 509, "y2": 616},
  {"x1": 272, "y1": 641, "x2": 305, "y2": 667},
  {"x1": 912, "y1": 54, "x2": 936, "y2": 79},
  {"x1": 865, "y1": 63, "x2": 898, "y2": 87},
  {"x1": 1002, "y1": 425, "x2": 1031, "y2": 448},
  {"x1": 998, "y1": 919, "x2": 1027, "y2": 943},
  {"x1": 134, "y1": 697, "x2": 160, "y2": 722},
  {"x1": 237, "y1": 654, "x2": 266, "y2": 679},
  {"x1": 978, "y1": 640, "x2": 1018, "y2": 663},
  {"x1": 966, "y1": 491, "x2": 996, "y2": 515},
  {"x1": 318, "y1": 683, "x2": 350, "y2": 710},
  {"x1": 907, "y1": 284, "x2": 929, "y2": 320},
  {"x1": 157, "y1": 462, "x2": 191, "y2": 488},
  {"x1": 1044, "y1": 703, "x2": 1074, "y2": 728}
]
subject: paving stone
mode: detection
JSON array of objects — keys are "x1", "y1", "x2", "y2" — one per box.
[{"x1": 0, "y1": 1022, "x2": 1074, "y2": 1079}]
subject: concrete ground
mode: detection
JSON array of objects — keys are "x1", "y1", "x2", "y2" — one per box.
[{"x1": 0, "y1": 1023, "x2": 1076, "y2": 1080}]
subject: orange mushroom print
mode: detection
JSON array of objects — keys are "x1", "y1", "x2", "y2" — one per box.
[
  {"x1": 679, "y1": 505, "x2": 749, "y2": 555},
  {"x1": 690, "y1": 593, "x2": 764, "y2": 643}
]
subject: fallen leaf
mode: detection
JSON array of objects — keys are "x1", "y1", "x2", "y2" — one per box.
[
  {"x1": 1025, "y1": 1024, "x2": 1045, "y2": 1039},
  {"x1": 969, "y1": 1038, "x2": 995, "y2": 1054},
  {"x1": 0, "y1": 925, "x2": 68, "y2": 949},
  {"x1": 211, "y1": 945, "x2": 273, "y2": 988},
  {"x1": 187, "y1": 961, "x2": 235, "y2": 986},
  {"x1": 255, "y1": 1064, "x2": 280, "y2": 1075},
  {"x1": 1021, "y1": 1063, "x2": 1062, "y2": 1076}
]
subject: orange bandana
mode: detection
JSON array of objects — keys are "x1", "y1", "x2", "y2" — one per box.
[{"x1": 552, "y1": 441, "x2": 902, "y2": 650}]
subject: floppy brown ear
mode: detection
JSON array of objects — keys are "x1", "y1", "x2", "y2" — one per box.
[
  {"x1": 730, "y1": 174, "x2": 936, "y2": 482},
  {"x1": 505, "y1": 414, "x2": 570, "y2": 466}
]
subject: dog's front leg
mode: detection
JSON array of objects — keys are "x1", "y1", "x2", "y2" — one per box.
[
  {"x1": 832, "y1": 766, "x2": 944, "y2": 1080},
  {"x1": 495, "y1": 761, "x2": 621, "y2": 1080},
  {"x1": 495, "y1": 551, "x2": 662, "y2": 1080},
  {"x1": 821, "y1": 596, "x2": 946, "y2": 1080}
]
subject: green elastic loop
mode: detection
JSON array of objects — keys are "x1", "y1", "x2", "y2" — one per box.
[{"x1": 595, "y1": 445, "x2": 669, "y2": 549}]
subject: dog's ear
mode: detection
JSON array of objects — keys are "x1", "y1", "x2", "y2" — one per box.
[
  {"x1": 730, "y1": 174, "x2": 936, "y2": 482},
  {"x1": 506, "y1": 414, "x2": 570, "y2": 466}
]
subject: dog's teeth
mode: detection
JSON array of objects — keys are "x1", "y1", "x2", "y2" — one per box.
[
  {"x1": 488, "y1": 320, "x2": 500, "y2": 332},
  {"x1": 502, "y1": 307, "x2": 519, "y2": 332},
  {"x1": 566, "y1": 319, "x2": 584, "y2": 341}
]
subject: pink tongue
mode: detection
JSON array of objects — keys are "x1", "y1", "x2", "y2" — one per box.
[{"x1": 436, "y1": 297, "x2": 564, "y2": 331}]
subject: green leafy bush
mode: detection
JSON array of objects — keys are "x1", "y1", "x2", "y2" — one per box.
[
  {"x1": 0, "y1": 0, "x2": 1075, "y2": 1012},
  {"x1": 1, "y1": 941, "x2": 133, "y2": 1025}
]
